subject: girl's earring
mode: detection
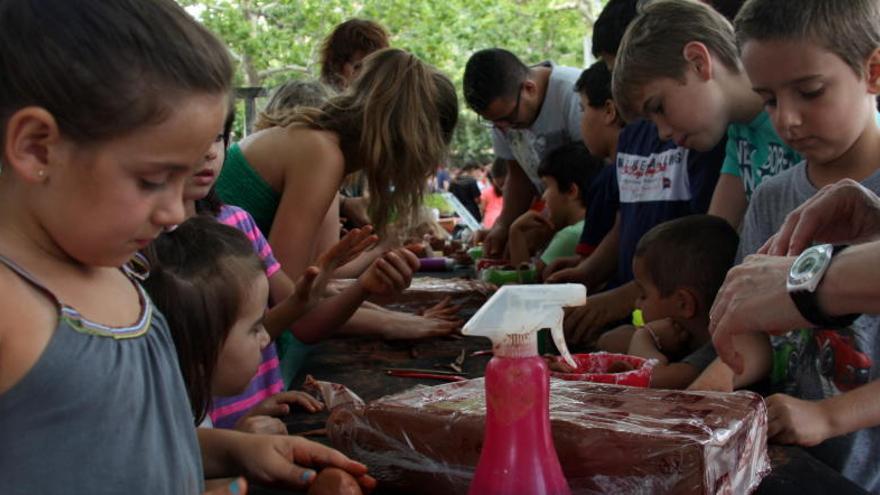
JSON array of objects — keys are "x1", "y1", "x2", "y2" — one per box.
[{"x1": 37, "y1": 169, "x2": 45, "y2": 178}]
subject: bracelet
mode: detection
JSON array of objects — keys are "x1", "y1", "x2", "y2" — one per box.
[{"x1": 642, "y1": 323, "x2": 662, "y2": 351}]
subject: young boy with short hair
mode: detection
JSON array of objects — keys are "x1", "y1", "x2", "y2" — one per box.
[
  {"x1": 691, "y1": 0, "x2": 880, "y2": 490},
  {"x1": 613, "y1": 0, "x2": 800, "y2": 230},
  {"x1": 508, "y1": 143, "x2": 602, "y2": 273},
  {"x1": 597, "y1": 215, "x2": 738, "y2": 389}
]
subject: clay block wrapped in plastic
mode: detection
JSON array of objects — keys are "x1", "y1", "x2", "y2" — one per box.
[
  {"x1": 327, "y1": 378, "x2": 770, "y2": 494},
  {"x1": 331, "y1": 277, "x2": 494, "y2": 316}
]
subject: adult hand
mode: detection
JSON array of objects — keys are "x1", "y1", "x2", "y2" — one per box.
[
  {"x1": 482, "y1": 223, "x2": 509, "y2": 259},
  {"x1": 767, "y1": 394, "x2": 833, "y2": 447},
  {"x1": 761, "y1": 179, "x2": 880, "y2": 256},
  {"x1": 235, "y1": 434, "x2": 375, "y2": 492},
  {"x1": 543, "y1": 256, "x2": 587, "y2": 284},
  {"x1": 709, "y1": 254, "x2": 809, "y2": 374},
  {"x1": 359, "y1": 248, "x2": 420, "y2": 297}
]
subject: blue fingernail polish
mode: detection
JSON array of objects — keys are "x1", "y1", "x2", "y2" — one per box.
[
  {"x1": 301, "y1": 470, "x2": 316, "y2": 483},
  {"x1": 229, "y1": 479, "x2": 241, "y2": 494}
]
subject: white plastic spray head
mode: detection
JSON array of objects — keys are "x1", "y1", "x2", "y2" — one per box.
[{"x1": 463, "y1": 284, "x2": 586, "y2": 369}]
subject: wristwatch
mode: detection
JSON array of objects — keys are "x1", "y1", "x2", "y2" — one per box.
[{"x1": 786, "y1": 244, "x2": 860, "y2": 328}]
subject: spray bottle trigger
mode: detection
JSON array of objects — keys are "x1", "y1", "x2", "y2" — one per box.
[{"x1": 548, "y1": 309, "x2": 576, "y2": 369}]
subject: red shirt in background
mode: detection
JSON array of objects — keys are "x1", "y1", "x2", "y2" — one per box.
[{"x1": 481, "y1": 187, "x2": 503, "y2": 229}]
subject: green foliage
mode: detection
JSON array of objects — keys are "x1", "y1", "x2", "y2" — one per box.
[
  {"x1": 179, "y1": 0, "x2": 606, "y2": 166},
  {"x1": 423, "y1": 192, "x2": 455, "y2": 216}
]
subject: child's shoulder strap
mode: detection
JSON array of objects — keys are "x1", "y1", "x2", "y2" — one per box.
[{"x1": 0, "y1": 253, "x2": 61, "y2": 307}]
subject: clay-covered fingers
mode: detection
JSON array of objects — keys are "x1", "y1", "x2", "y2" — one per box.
[
  {"x1": 272, "y1": 391, "x2": 325, "y2": 414},
  {"x1": 420, "y1": 296, "x2": 463, "y2": 321},
  {"x1": 410, "y1": 317, "x2": 461, "y2": 339},
  {"x1": 375, "y1": 252, "x2": 411, "y2": 293},
  {"x1": 318, "y1": 226, "x2": 379, "y2": 270},
  {"x1": 307, "y1": 467, "x2": 376, "y2": 495}
]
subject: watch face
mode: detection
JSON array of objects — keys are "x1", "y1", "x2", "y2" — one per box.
[{"x1": 788, "y1": 244, "x2": 833, "y2": 289}]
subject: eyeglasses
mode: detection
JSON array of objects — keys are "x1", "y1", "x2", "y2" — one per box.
[{"x1": 479, "y1": 83, "x2": 523, "y2": 129}]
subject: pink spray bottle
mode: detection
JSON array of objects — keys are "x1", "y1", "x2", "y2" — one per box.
[{"x1": 463, "y1": 284, "x2": 585, "y2": 495}]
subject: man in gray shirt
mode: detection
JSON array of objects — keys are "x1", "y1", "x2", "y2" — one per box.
[{"x1": 463, "y1": 48, "x2": 583, "y2": 257}]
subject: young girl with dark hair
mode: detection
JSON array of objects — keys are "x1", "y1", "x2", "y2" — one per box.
[{"x1": 0, "y1": 1, "x2": 373, "y2": 492}]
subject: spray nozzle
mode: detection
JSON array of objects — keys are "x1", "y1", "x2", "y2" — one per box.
[{"x1": 463, "y1": 284, "x2": 586, "y2": 369}]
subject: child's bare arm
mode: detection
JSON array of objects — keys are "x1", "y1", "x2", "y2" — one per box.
[
  {"x1": 650, "y1": 363, "x2": 701, "y2": 390},
  {"x1": 628, "y1": 325, "x2": 670, "y2": 364},
  {"x1": 264, "y1": 228, "x2": 378, "y2": 340},
  {"x1": 283, "y1": 248, "x2": 421, "y2": 344},
  {"x1": 767, "y1": 379, "x2": 880, "y2": 447},
  {"x1": 688, "y1": 333, "x2": 773, "y2": 391},
  {"x1": 626, "y1": 320, "x2": 698, "y2": 389}
]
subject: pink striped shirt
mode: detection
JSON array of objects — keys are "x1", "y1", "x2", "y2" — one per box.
[{"x1": 208, "y1": 205, "x2": 285, "y2": 428}]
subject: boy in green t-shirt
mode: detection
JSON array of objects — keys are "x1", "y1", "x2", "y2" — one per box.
[{"x1": 508, "y1": 143, "x2": 602, "y2": 273}]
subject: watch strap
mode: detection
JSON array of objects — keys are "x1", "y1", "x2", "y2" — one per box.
[{"x1": 789, "y1": 245, "x2": 860, "y2": 328}]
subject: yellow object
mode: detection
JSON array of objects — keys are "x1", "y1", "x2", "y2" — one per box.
[{"x1": 632, "y1": 309, "x2": 644, "y2": 327}]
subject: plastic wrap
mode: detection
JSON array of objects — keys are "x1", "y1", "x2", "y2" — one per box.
[{"x1": 327, "y1": 378, "x2": 770, "y2": 494}]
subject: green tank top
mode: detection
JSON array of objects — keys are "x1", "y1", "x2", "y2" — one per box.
[{"x1": 216, "y1": 143, "x2": 281, "y2": 236}]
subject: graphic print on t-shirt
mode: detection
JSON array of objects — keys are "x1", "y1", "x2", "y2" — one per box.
[
  {"x1": 617, "y1": 147, "x2": 690, "y2": 204},
  {"x1": 770, "y1": 323, "x2": 874, "y2": 398},
  {"x1": 735, "y1": 140, "x2": 799, "y2": 198}
]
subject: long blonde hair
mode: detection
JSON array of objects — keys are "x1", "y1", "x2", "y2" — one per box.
[{"x1": 291, "y1": 48, "x2": 458, "y2": 231}]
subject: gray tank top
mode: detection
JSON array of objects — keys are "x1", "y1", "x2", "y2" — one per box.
[{"x1": 0, "y1": 254, "x2": 204, "y2": 494}]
